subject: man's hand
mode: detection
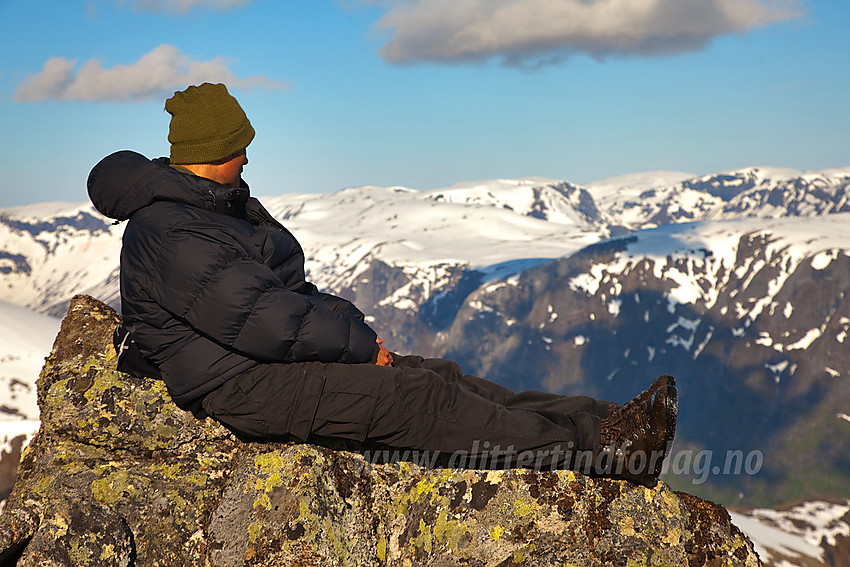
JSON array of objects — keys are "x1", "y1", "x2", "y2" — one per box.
[{"x1": 376, "y1": 337, "x2": 393, "y2": 366}]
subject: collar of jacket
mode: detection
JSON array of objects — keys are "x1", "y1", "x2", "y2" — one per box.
[
  {"x1": 168, "y1": 162, "x2": 250, "y2": 218},
  {"x1": 203, "y1": 185, "x2": 250, "y2": 217},
  {"x1": 88, "y1": 151, "x2": 254, "y2": 221}
]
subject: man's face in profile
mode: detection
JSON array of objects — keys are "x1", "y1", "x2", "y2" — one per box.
[{"x1": 219, "y1": 149, "x2": 248, "y2": 188}]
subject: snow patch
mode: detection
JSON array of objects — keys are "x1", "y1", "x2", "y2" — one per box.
[
  {"x1": 0, "y1": 420, "x2": 39, "y2": 454},
  {"x1": 0, "y1": 300, "x2": 61, "y2": 421},
  {"x1": 783, "y1": 302, "x2": 793, "y2": 319},
  {"x1": 732, "y1": 500, "x2": 850, "y2": 566},
  {"x1": 785, "y1": 328, "x2": 822, "y2": 351},
  {"x1": 765, "y1": 360, "x2": 789, "y2": 374},
  {"x1": 810, "y1": 249, "x2": 838, "y2": 270}
]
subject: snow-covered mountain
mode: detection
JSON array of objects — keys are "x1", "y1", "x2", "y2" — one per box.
[
  {"x1": 3, "y1": 167, "x2": 848, "y2": 319},
  {"x1": 0, "y1": 201, "x2": 121, "y2": 316},
  {"x1": 3, "y1": 166, "x2": 850, "y2": 507},
  {"x1": 3, "y1": 165, "x2": 850, "y2": 562},
  {"x1": 588, "y1": 166, "x2": 850, "y2": 229},
  {"x1": 439, "y1": 211, "x2": 850, "y2": 505},
  {"x1": 0, "y1": 178, "x2": 615, "y2": 318},
  {"x1": 260, "y1": 177, "x2": 616, "y2": 301}
]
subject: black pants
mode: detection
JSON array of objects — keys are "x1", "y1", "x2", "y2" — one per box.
[{"x1": 201, "y1": 355, "x2": 608, "y2": 470}]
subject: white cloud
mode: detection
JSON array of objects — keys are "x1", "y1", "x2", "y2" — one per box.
[
  {"x1": 124, "y1": 0, "x2": 251, "y2": 14},
  {"x1": 14, "y1": 44, "x2": 286, "y2": 102},
  {"x1": 374, "y1": 0, "x2": 804, "y2": 67}
]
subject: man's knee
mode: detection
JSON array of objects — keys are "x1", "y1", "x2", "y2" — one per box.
[{"x1": 419, "y1": 358, "x2": 463, "y2": 381}]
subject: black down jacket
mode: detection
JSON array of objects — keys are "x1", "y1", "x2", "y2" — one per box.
[{"x1": 88, "y1": 151, "x2": 378, "y2": 406}]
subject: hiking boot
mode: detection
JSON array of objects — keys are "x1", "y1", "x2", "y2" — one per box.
[
  {"x1": 600, "y1": 375, "x2": 675, "y2": 445},
  {"x1": 596, "y1": 376, "x2": 678, "y2": 486}
]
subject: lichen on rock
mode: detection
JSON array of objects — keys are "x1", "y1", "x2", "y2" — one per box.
[{"x1": 0, "y1": 295, "x2": 762, "y2": 566}]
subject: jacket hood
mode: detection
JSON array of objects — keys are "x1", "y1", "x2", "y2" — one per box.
[{"x1": 87, "y1": 150, "x2": 249, "y2": 220}]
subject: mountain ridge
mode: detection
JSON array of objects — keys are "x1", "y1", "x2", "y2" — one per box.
[
  {"x1": 2, "y1": 166, "x2": 850, "y2": 510},
  {"x1": 4, "y1": 165, "x2": 848, "y2": 317}
]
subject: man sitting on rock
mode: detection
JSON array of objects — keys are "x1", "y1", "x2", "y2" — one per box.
[{"x1": 87, "y1": 83, "x2": 677, "y2": 486}]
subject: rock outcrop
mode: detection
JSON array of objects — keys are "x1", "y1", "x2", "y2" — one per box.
[{"x1": 0, "y1": 295, "x2": 762, "y2": 566}]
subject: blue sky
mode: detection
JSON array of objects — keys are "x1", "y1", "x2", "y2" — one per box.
[{"x1": 1, "y1": 0, "x2": 847, "y2": 207}]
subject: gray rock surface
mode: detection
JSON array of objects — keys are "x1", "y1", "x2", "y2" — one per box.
[{"x1": 0, "y1": 295, "x2": 762, "y2": 566}]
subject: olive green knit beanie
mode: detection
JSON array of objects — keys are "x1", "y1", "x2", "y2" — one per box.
[{"x1": 165, "y1": 83, "x2": 255, "y2": 165}]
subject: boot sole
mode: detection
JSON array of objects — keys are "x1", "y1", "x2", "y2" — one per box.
[
  {"x1": 644, "y1": 385, "x2": 678, "y2": 481},
  {"x1": 663, "y1": 385, "x2": 678, "y2": 444}
]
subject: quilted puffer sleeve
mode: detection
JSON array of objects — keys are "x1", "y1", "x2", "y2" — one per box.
[
  {"x1": 146, "y1": 219, "x2": 378, "y2": 364},
  {"x1": 309, "y1": 291, "x2": 367, "y2": 321}
]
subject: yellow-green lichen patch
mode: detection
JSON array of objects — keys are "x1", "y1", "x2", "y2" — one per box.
[
  {"x1": 376, "y1": 536, "x2": 387, "y2": 563},
  {"x1": 251, "y1": 451, "x2": 289, "y2": 510},
  {"x1": 44, "y1": 376, "x2": 75, "y2": 412},
  {"x1": 717, "y1": 532, "x2": 756, "y2": 561},
  {"x1": 31, "y1": 475, "x2": 55, "y2": 498},
  {"x1": 649, "y1": 551, "x2": 678, "y2": 566},
  {"x1": 68, "y1": 537, "x2": 94, "y2": 564},
  {"x1": 99, "y1": 542, "x2": 116, "y2": 560},
  {"x1": 286, "y1": 496, "x2": 342, "y2": 560},
  {"x1": 45, "y1": 512, "x2": 70, "y2": 538},
  {"x1": 80, "y1": 365, "x2": 122, "y2": 404},
  {"x1": 154, "y1": 423, "x2": 179, "y2": 439},
  {"x1": 512, "y1": 543, "x2": 535, "y2": 564},
  {"x1": 410, "y1": 474, "x2": 442, "y2": 504},
  {"x1": 60, "y1": 460, "x2": 90, "y2": 476},
  {"x1": 663, "y1": 492, "x2": 684, "y2": 520},
  {"x1": 165, "y1": 489, "x2": 191, "y2": 523},
  {"x1": 433, "y1": 508, "x2": 470, "y2": 552},
  {"x1": 254, "y1": 492, "x2": 272, "y2": 511},
  {"x1": 608, "y1": 484, "x2": 684, "y2": 546},
  {"x1": 489, "y1": 525, "x2": 504, "y2": 541},
  {"x1": 661, "y1": 527, "x2": 681, "y2": 546},
  {"x1": 198, "y1": 455, "x2": 222, "y2": 468},
  {"x1": 255, "y1": 450, "x2": 290, "y2": 475},
  {"x1": 290, "y1": 494, "x2": 363, "y2": 566},
  {"x1": 248, "y1": 521, "x2": 263, "y2": 543},
  {"x1": 259, "y1": 469, "x2": 287, "y2": 489},
  {"x1": 91, "y1": 470, "x2": 137, "y2": 506},
  {"x1": 372, "y1": 468, "x2": 471, "y2": 561},
  {"x1": 394, "y1": 492, "x2": 409, "y2": 517},
  {"x1": 556, "y1": 469, "x2": 578, "y2": 486},
  {"x1": 513, "y1": 498, "x2": 534, "y2": 517},
  {"x1": 412, "y1": 519, "x2": 433, "y2": 554},
  {"x1": 148, "y1": 462, "x2": 182, "y2": 480},
  {"x1": 185, "y1": 472, "x2": 209, "y2": 488},
  {"x1": 392, "y1": 469, "x2": 448, "y2": 517}
]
